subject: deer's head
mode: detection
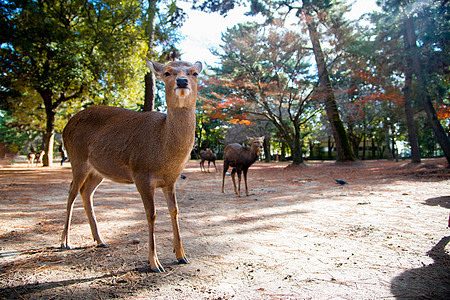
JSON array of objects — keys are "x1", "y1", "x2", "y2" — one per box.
[
  {"x1": 248, "y1": 137, "x2": 265, "y2": 155},
  {"x1": 147, "y1": 60, "x2": 203, "y2": 109}
]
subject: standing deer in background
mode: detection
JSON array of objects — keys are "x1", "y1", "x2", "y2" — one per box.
[
  {"x1": 27, "y1": 152, "x2": 35, "y2": 167},
  {"x1": 60, "y1": 60, "x2": 202, "y2": 273},
  {"x1": 35, "y1": 150, "x2": 44, "y2": 166},
  {"x1": 199, "y1": 148, "x2": 217, "y2": 172},
  {"x1": 222, "y1": 137, "x2": 264, "y2": 197}
]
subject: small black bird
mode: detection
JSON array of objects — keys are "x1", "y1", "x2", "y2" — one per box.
[
  {"x1": 335, "y1": 179, "x2": 348, "y2": 185},
  {"x1": 180, "y1": 174, "x2": 186, "y2": 179}
]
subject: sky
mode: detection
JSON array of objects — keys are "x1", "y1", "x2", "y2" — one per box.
[{"x1": 177, "y1": 0, "x2": 381, "y2": 67}]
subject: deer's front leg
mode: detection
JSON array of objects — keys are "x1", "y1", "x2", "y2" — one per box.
[
  {"x1": 163, "y1": 185, "x2": 188, "y2": 264},
  {"x1": 135, "y1": 177, "x2": 165, "y2": 273}
]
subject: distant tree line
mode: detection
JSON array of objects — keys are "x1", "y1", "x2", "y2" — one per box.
[{"x1": 0, "y1": 0, "x2": 449, "y2": 166}]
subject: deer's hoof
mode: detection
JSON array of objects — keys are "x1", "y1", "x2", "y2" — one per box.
[
  {"x1": 60, "y1": 244, "x2": 71, "y2": 250},
  {"x1": 151, "y1": 266, "x2": 166, "y2": 273},
  {"x1": 96, "y1": 243, "x2": 109, "y2": 248},
  {"x1": 178, "y1": 257, "x2": 189, "y2": 264}
]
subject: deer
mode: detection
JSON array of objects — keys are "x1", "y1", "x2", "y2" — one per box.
[
  {"x1": 60, "y1": 59, "x2": 202, "y2": 273},
  {"x1": 222, "y1": 137, "x2": 264, "y2": 197},
  {"x1": 199, "y1": 148, "x2": 217, "y2": 172},
  {"x1": 35, "y1": 150, "x2": 44, "y2": 166},
  {"x1": 27, "y1": 152, "x2": 35, "y2": 167}
]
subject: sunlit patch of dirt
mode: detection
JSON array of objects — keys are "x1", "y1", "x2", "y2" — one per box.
[{"x1": 0, "y1": 158, "x2": 449, "y2": 299}]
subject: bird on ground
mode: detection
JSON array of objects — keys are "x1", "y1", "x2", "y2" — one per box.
[{"x1": 335, "y1": 179, "x2": 348, "y2": 185}]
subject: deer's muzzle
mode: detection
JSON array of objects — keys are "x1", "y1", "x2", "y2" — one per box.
[{"x1": 176, "y1": 78, "x2": 189, "y2": 88}]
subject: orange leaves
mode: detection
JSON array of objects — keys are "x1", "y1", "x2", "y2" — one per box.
[
  {"x1": 352, "y1": 69, "x2": 382, "y2": 86},
  {"x1": 436, "y1": 104, "x2": 450, "y2": 120},
  {"x1": 230, "y1": 118, "x2": 252, "y2": 125}
]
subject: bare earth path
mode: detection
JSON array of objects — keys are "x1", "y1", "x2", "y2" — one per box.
[{"x1": 0, "y1": 158, "x2": 449, "y2": 299}]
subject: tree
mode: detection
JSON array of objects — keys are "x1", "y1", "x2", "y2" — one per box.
[
  {"x1": 194, "y1": 0, "x2": 357, "y2": 161},
  {"x1": 1, "y1": 0, "x2": 146, "y2": 166},
  {"x1": 376, "y1": 0, "x2": 450, "y2": 164},
  {"x1": 143, "y1": 0, "x2": 186, "y2": 111},
  {"x1": 209, "y1": 23, "x2": 318, "y2": 164}
]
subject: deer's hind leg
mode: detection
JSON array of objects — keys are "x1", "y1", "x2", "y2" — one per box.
[
  {"x1": 231, "y1": 168, "x2": 239, "y2": 196},
  {"x1": 200, "y1": 159, "x2": 205, "y2": 172},
  {"x1": 236, "y1": 168, "x2": 243, "y2": 197},
  {"x1": 61, "y1": 164, "x2": 90, "y2": 249},
  {"x1": 79, "y1": 171, "x2": 106, "y2": 247},
  {"x1": 243, "y1": 168, "x2": 249, "y2": 196}
]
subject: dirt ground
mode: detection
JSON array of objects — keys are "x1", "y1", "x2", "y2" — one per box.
[{"x1": 0, "y1": 157, "x2": 449, "y2": 299}]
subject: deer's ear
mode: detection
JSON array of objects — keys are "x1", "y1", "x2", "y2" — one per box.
[
  {"x1": 260, "y1": 136, "x2": 265, "y2": 141},
  {"x1": 194, "y1": 61, "x2": 203, "y2": 74},
  {"x1": 146, "y1": 59, "x2": 165, "y2": 78}
]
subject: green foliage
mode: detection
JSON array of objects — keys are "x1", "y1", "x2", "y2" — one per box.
[
  {"x1": 0, "y1": 0, "x2": 147, "y2": 157},
  {"x1": 207, "y1": 22, "x2": 318, "y2": 164}
]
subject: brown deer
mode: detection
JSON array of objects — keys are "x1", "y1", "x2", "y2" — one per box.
[
  {"x1": 199, "y1": 148, "x2": 217, "y2": 172},
  {"x1": 27, "y1": 152, "x2": 35, "y2": 167},
  {"x1": 222, "y1": 137, "x2": 264, "y2": 197},
  {"x1": 60, "y1": 59, "x2": 202, "y2": 273}
]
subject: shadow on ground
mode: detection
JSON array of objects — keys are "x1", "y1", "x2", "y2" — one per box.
[{"x1": 391, "y1": 236, "x2": 450, "y2": 299}]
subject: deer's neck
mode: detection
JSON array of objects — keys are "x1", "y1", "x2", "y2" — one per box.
[{"x1": 164, "y1": 107, "x2": 196, "y2": 152}]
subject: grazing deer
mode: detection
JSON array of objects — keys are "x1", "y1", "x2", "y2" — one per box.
[
  {"x1": 222, "y1": 137, "x2": 264, "y2": 197},
  {"x1": 60, "y1": 59, "x2": 202, "y2": 273},
  {"x1": 199, "y1": 148, "x2": 217, "y2": 172}
]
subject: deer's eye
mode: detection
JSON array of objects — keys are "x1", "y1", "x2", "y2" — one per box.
[
  {"x1": 164, "y1": 72, "x2": 171, "y2": 77},
  {"x1": 192, "y1": 72, "x2": 198, "y2": 77}
]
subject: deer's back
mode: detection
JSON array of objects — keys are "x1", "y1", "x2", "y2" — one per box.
[
  {"x1": 63, "y1": 106, "x2": 187, "y2": 185},
  {"x1": 200, "y1": 150, "x2": 216, "y2": 161},
  {"x1": 223, "y1": 143, "x2": 257, "y2": 168}
]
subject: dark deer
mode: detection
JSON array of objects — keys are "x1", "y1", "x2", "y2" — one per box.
[
  {"x1": 35, "y1": 150, "x2": 44, "y2": 166},
  {"x1": 60, "y1": 60, "x2": 202, "y2": 273},
  {"x1": 222, "y1": 137, "x2": 264, "y2": 197},
  {"x1": 199, "y1": 148, "x2": 217, "y2": 172}
]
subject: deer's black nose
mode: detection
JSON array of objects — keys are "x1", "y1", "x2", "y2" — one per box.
[{"x1": 176, "y1": 78, "x2": 188, "y2": 88}]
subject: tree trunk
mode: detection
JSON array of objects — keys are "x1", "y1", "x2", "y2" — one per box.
[
  {"x1": 403, "y1": 69, "x2": 421, "y2": 163},
  {"x1": 143, "y1": 0, "x2": 157, "y2": 112},
  {"x1": 280, "y1": 142, "x2": 287, "y2": 161},
  {"x1": 327, "y1": 136, "x2": 333, "y2": 159},
  {"x1": 263, "y1": 135, "x2": 271, "y2": 162},
  {"x1": 383, "y1": 121, "x2": 393, "y2": 160},
  {"x1": 402, "y1": 18, "x2": 421, "y2": 163},
  {"x1": 42, "y1": 93, "x2": 55, "y2": 167},
  {"x1": 404, "y1": 17, "x2": 450, "y2": 164},
  {"x1": 306, "y1": 19, "x2": 356, "y2": 162},
  {"x1": 290, "y1": 133, "x2": 304, "y2": 165},
  {"x1": 362, "y1": 134, "x2": 366, "y2": 160},
  {"x1": 143, "y1": 72, "x2": 156, "y2": 111}
]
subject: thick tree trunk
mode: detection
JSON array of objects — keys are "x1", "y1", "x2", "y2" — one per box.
[
  {"x1": 143, "y1": 73, "x2": 156, "y2": 111},
  {"x1": 404, "y1": 17, "x2": 450, "y2": 164},
  {"x1": 143, "y1": 0, "x2": 157, "y2": 112},
  {"x1": 41, "y1": 92, "x2": 55, "y2": 167},
  {"x1": 290, "y1": 133, "x2": 303, "y2": 165},
  {"x1": 306, "y1": 20, "x2": 356, "y2": 162}
]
